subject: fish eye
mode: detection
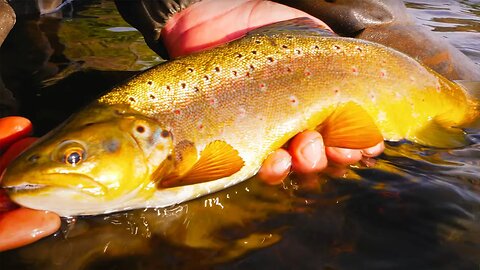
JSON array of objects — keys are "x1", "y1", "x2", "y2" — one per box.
[
  {"x1": 53, "y1": 140, "x2": 87, "y2": 166},
  {"x1": 64, "y1": 148, "x2": 84, "y2": 165}
]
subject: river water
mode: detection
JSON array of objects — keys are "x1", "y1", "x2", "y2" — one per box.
[{"x1": 0, "y1": 1, "x2": 479, "y2": 269}]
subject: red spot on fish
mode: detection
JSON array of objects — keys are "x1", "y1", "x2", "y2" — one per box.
[
  {"x1": 174, "y1": 109, "x2": 181, "y2": 115},
  {"x1": 356, "y1": 46, "x2": 362, "y2": 53},
  {"x1": 259, "y1": 83, "x2": 267, "y2": 92},
  {"x1": 286, "y1": 67, "x2": 292, "y2": 73},
  {"x1": 304, "y1": 69, "x2": 312, "y2": 77},
  {"x1": 379, "y1": 70, "x2": 386, "y2": 78},
  {"x1": 352, "y1": 67, "x2": 359, "y2": 75},
  {"x1": 246, "y1": 72, "x2": 250, "y2": 77},
  {"x1": 209, "y1": 98, "x2": 218, "y2": 107}
]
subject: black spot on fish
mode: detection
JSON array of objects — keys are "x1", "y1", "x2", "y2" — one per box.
[
  {"x1": 194, "y1": 87, "x2": 200, "y2": 93},
  {"x1": 314, "y1": 45, "x2": 320, "y2": 50},
  {"x1": 147, "y1": 80, "x2": 153, "y2": 85},
  {"x1": 249, "y1": 64, "x2": 255, "y2": 70},
  {"x1": 150, "y1": 94, "x2": 156, "y2": 99},
  {"x1": 129, "y1": 97, "x2": 136, "y2": 102},
  {"x1": 251, "y1": 50, "x2": 257, "y2": 55},
  {"x1": 181, "y1": 82, "x2": 186, "y2": 89},
  {"x1": 104, "y1": 139, "x2": 120, "y2": 153},
  {"x1": 232, "y1": 70, "x2": 238, "y2": 76},
  {"x1": 161, "y1": 130, "x2": 170, "y2": 138},
  {"x1": 187, "y1": 67, "x2": 194, "y2": 72},
  {"x1": 282, "y1": 45, "x2": 288, "y2": 49},
  {"x1": 214, "y1": 67, "x2": 220, "y2": 72},
  {"x1": 166, "y1": 85, "x2": 171, "y2": 91},
  {"x1": 255, "y1": 40, "x2": 261, "y2": 44},
  {"x1": 204, "y1": 75, "x2": 210, "y2": 81},
  {"x1": 267, "y1": 57, "x2": 274, "y2": 63},
  {"x1": 286, "y1": 35, "x2": 293, "y2": 39},
  {"x1": 235, "y1": 53, "x2": 242, "y2": 58}
]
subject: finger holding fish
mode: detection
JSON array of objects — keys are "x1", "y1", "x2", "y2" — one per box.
[{"x1": 0, "y1": 117, "x2": 61, "y2": 252}]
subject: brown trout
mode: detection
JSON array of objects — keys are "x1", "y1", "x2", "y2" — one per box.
[{"x1": 1, "y1": 19, "x2": 478, "y2": 216}]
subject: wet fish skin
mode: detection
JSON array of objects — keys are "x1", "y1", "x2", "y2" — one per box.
[{"x1": 1, "y1": 21, "x2": 478, "y2": 216}]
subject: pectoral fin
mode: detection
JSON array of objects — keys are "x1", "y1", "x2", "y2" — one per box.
[
  {"x1": 161, "y1": 141, "x2": 244, "y2": 188},
  {"x1": 318, "y1": 102, "x2": 383, "y2": 149},
  {"x1": 414, "y1": 117, "x2": 469, "y2": 148}
]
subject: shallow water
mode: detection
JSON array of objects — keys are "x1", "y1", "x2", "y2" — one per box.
[{"x1": 0, "y1": 1, "x2": 480, "y2": 269}]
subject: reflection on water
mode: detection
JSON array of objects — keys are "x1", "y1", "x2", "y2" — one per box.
[{"x1": 0, "y1": 1, "x2": 479, "y2": 269}]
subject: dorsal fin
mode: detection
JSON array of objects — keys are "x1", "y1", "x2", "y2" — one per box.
[{"x1": 247, "y1": 17, "x2": 337, "y2": 38}]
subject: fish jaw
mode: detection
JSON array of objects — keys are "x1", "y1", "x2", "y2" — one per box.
[{"x1": 1, "y1": 167, "x2": 152, "y2": 216}]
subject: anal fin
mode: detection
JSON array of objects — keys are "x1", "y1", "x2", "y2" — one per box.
[{"x1": 318, "y1": 102, "x2": 383, "y2": 149}]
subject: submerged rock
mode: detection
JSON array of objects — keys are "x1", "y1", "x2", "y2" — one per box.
[{"x1": 0, "y1": 0, "x2": 16, "y2": 116}]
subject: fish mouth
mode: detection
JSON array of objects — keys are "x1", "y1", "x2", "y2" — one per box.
[
  {"x1": 4, "y1": 184, "x2": 48, "y2": 193},
  {"x1": 3, "y1": 173, "x2": 107, "y2": 197}
]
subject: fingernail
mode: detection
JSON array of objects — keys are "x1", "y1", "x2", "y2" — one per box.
[
  {"x1": 300, "y1": 137, "x2": 323, "y2": 168},
  {"x1": 335, "y1": 148, "x2": 353, "y2": 159},
  {"x1": 271, "y1": 156, "x2": 291, "y2": 175}
]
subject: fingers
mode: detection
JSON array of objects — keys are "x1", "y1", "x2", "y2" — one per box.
[
  {"x1": 257, "y1": 149, "x2": 291, "y2": 185},
  {"x1": 0, "y1": 137, "x2": 38, "y2": 173},
  {"x1": 325, "y1": 141, "x2": 385, "y2": 165},
  {"x1": 0, "y1": 208, "x2": 60, "y2": 252},
  {"x1": 361, "y1": 142, "x2": 385, "y2": 157},
  {"x1": 161, "y1": 0, "x2": 331, "y2": 58},
  {"x1": 0, "y1": 116, "x2": 32, "y2": 152},
  {"x1": 258, "y1": 132, "x2": 385, "y2": 185},
  {"x1": 288, "y1": 130, "x2": 328, "y2": 174},
  {"x1": 0, "y1": 118, "x2": 59, "y2": 252}
]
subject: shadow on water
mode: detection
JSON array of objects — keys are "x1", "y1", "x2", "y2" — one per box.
[{"x1": 0, "y1": 1, "x2": 479, "y2": 269}]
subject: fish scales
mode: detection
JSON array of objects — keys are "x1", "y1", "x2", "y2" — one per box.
[
  {"x1": 101, "y1": 33, "x2": 469, "y2": 152},
  {"x1": 1, "y1": 23, "x2": 477, "y2": 216}
]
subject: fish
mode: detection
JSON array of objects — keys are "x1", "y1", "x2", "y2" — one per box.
[{"x1": 1, "y1": 18, "x2": 479, "y2": 216}]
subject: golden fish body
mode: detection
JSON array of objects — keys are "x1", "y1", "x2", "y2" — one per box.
[{"x1": 1, "y1": 21, "x2": 478, "y2": 216}]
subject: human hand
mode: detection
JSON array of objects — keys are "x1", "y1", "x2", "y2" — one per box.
[
  {"x1": 0, "y1": 117, "x2": 60, "y2": 252},
  {"x1": 160, "y1": 0, "x2": 385, "y2": 184}
]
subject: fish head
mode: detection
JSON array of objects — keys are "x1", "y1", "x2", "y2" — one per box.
[{"x1": 0, "y1": 105, "x2": 174, "y2": 215}]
